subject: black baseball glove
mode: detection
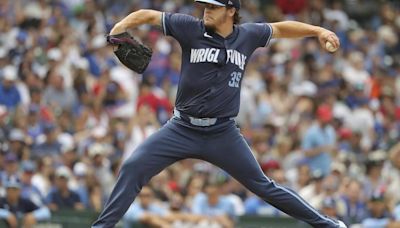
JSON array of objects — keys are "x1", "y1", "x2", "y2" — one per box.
[{"x1": 106, "y1": 32, "x2": 152, "y2": 74}]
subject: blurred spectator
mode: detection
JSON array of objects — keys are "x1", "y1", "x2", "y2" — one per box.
[
  {"x1": 301, "y1": 104, "x2": 337, "y2": 176},
  {"x1": 31, "y1": 122, "x2": 61, "y2": 158},
  {"x1": 167, "y1": 192, "x2": 209, "y2": 227},
  {"x1": 338, "y1": 179, "x2": 367, "y2": 226},
  {"x1": 136, "y1": 80, "x2": 173, "y2": 124},
  {"x1": 299, "y1": 170, "x2": 325, "y2": 209},
  {"x1": 19, "y1": 160, "x2": 45, "y2": 207},
  {"x1": 123, "y1": 186, "x2": 169, "y2": 228},
  {"x1": 362, "y1": 190, "x2": 394, "y2": 228},
  {"x1": 88, "y1": 143, "x2": 115, "y2": 198},
  {"x1": 42, "y1": 70, "x2": 78, "y2": 111},
  {"x1": 46, "y1": 166, "x2": 84, "y2": 211},
  {"x1": 123, "y1": 105, "x2": 159, "y2": 162},
  {"x1": 0, "y1": 66, "x2": 21, "y2": 110},
  {"x1": 183, "y1": 176, "x2": 205, "y2": 211},
  {"x1": 0, "y1": 176, "x2": 50, "y2": 228},
  {"x1": 7, "y1": 128, "x2": 27, "y2": 160},
  {"x1": 362, "y1": 151, "x2": 387, "y2": 199},
  {"x1": 321, "y1": 197, "x2": 341, "y2": 221},
  {"x1": 192, "y1": 183, "x2": 235, "y2": 228},
  {"x1": 0, "y1": 154, "x2": 19, "y2": 187},
  {"x1": 383, "y1": 142, "x2": 400, "y2": 207},
  {"x1": 72, "y1": 162, "x2": 102, "y2": 212},
  {"x1": 31, "y1": 157, "x2": 53, "y2": 198}
]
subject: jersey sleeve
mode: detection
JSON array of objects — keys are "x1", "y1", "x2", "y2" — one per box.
[
  {"x1": 162, "y1": 12, "x2": 200, "y2": 46},
  {"x1": 244, "y1": 23, "x2": 273, "y2": 48}
]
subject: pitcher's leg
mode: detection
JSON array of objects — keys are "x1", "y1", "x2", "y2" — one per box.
[
  {"x1": 92, "y1": 122, "x2": 199, "y2": 228},
  {"x1": 203, "y1": 125, "x2": 341, "y2": 228}
]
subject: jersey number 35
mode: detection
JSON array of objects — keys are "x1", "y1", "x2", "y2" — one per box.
[{"x1": 229, "y1": 72, "x2": 242, "y2": 88}]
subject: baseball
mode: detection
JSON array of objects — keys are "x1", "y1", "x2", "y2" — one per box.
[{"x1": 325, "y1": 41, "x2": 337, "y2": 52}]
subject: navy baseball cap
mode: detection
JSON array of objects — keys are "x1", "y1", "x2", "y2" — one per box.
[{"x1": 195, "y1": 0, "x2": 241, "y2": 9}]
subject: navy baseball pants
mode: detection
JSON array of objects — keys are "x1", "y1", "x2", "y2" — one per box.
[{"x1": 92, "y1": 117, "x2": 340, "y2": 228}]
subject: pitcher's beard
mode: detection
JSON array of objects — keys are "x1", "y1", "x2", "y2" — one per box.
[
  {"x1": 204, "y1": 12, "x2": 228, "y2": 34},
  {"x1": 205, "y1": 23, "x2": 217, "y2": 33}
]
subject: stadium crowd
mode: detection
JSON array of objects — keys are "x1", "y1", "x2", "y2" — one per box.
[{"x1": 0, "y1": 0, "x2": 400, "y2": 227}]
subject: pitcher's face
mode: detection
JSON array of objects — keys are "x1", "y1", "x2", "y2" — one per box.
[{"x1": 203, "y1": 4, "x2": 229, "y2": 31}]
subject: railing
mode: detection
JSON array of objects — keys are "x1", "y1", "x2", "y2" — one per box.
[{"x1": 0, "y1": 210, "x2": 313, "y2": 228}]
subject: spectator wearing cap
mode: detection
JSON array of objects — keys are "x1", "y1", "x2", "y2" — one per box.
[
  {"x1": 260, "y1": 159, "x2": 281, "y2": 178},
  {"x1": 26, "y1": 104, "x2": 43, "y2": 142},
  {"x1": 0, "y1": 176, "x2": 51, "y2": 228},
  {"x1": 20, "y1": 161, "x2": 45, "y2": 207},
  {"x1": 321, "y1": 197, "x2": 342, "y2": 221},
  {"x1": 46, "y1": 166, "x2": 84, "y2": 211},
  {"x1": 89, "y1": 143, "x2": 115, "y2": 198},
  {"x1": 72, "y1": 162, "x2": 102, "y2": 212},
  {"x1": 7, "y1": 129, "x2": 28, "y2": 160},
  {"x1": 362, "y1": 190, "x2": 395, "y2": 228},
  {"x1": 362, "y1": 151, "x2": 387, "y2": 200},
  {"x1": 338, "y1": 179, "x2": 367, "y2": 226},
  {"x1": 31, "y1": 122, "x2": 61, "y2": 158},
  {"x1": 0, "y1": 66, "x2": 21, "y2": 109},
  {"x1": 59, "y1": 141, "x2": 77, "y2": 171},
  {"x1": 0, "y1": 154, "x2": 19, "y2": 189},
  {"x1": 301, "y1": 104, "x2": 337, "y2": 176}
]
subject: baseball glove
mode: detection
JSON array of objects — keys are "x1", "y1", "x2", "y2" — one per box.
[{"x1": 106, "y1": 32, "x2": 152, "y2": 74}]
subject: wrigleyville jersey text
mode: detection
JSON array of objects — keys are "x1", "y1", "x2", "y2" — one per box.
[{"x1": 162, "y1": 12, "x2": 272, "y2": 118}]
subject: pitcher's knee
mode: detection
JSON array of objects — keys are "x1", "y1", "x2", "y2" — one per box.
[{"x1": 245, "y1": 175, "x2": 276, "y2": 197}]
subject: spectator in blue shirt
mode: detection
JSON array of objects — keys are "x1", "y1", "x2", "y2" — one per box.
[
  {"x1": 0, "y1": 66, "x2": 21, "y2": 110},
  {"x1": 7, "y1": 129, "x2": 27, "y2": 160},
  {"x1": 321, "y1": 197, "x2": 342, "y2": 221},
  {"x1": 20, "y1": 161, "x2": 45, "y2": 207},
  {"x1": 123, "y1": 186, "x2": 169, "y2": 228},
  {"x1": 31, "y1": 122, "x2": 61, "y2": 158},
  {"x1": 192, "y1": 183, "x2": 235, "y2": 228},
  {"x1": 0, "y1": 153, "x2": 20, "y2": 186},
  {"x1": 338, "y1": 179, "x2": 367, "y2": 226},
  {"x1": 0, "y1": 176, "x2": 50, "y2": 228},
  {"x1": 302, "y1": 104, "x2": 336, "y2": 176},
  {"x1": 46, "y1": 166, "x2": 84, "y2": 211},
  {"x1": 362, "y1": 191, "x2": 394, "y2": 228}
]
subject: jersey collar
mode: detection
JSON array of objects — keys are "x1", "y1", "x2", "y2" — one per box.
[{"x1": 204, "y1": 24, "x2": 239, "y2": 41}]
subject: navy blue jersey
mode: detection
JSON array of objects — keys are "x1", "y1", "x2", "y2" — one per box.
[{"x1": 162, "y1": 12, "x2": 272, "y2": 118}]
